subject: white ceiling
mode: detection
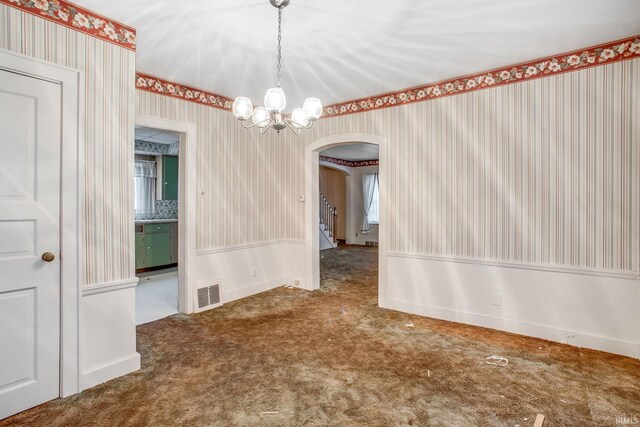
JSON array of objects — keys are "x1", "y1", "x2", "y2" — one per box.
[
  {"x1": 321, "y1": 143, "x2": 378, "y2": 161},
  {"x1": 135, "y1": 126, "x2": 179, "y2": 144},
  {"x1": 77, "y1": 0, "x2": 640, "y2": 111}
]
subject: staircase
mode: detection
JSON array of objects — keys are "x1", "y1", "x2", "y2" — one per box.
[{"x1": 319, "y1": 192, "x2": 338, "y2": 250}]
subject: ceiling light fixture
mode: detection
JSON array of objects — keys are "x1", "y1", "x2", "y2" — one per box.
[{"x1": 232, "y1": 0, "x2": 322, "y2": 135}]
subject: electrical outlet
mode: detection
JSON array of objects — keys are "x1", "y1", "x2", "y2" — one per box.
[
  {"x1": 294, "y1": 280, "x2": 300, "y2": 286},
  {"x1": 298, "y1": 195, "x2": 305, "y2": 202},
  {"x1": 492, "y1": 293, "x2": 502, "y2": 306},
  {"x1": 251, "y1": 268, "x2": 256, "y2": 277}
]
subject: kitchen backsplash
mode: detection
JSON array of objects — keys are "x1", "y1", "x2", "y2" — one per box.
[
  {"x1": 135, "y1": 140, "x2": 179, "y2": 155},
  {"x1": 135, "y1": 200, "x2": 178, "y2": 221}
]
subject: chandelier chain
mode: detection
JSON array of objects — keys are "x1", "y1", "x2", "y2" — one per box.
[{"x1": 276, "y1": 6, "x2": 282, "y2": 86}]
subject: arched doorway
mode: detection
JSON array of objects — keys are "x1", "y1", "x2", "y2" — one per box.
[{"x1": 304, "y1": 133, "x2": 388, "y2": 308}]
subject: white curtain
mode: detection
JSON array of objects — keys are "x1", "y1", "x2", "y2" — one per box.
[
  {"x1": 134, "y1": 160, "x2": 156, "y2": 215},
  {"x1": 362, "y1": 173, "x2": 379, "y2": 234}
]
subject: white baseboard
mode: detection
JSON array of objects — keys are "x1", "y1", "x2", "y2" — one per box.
[
  {"x1": 386, "y1": 298, "x2": 640, "y2": 359},
  {"x1": 80, "y1": 353, "x2": 141, "y2": 391},
  {"x1": 223, "y1": 277, "x2": 284, "y2": 303}
]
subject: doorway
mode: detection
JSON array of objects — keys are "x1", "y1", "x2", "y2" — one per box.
[
  {"x1": 305, "y1": 134, "x2": 388, "y2": 307},
  {"x1": 317, "y1": 143, "x2": 380, "y2": 292},
  {"x1": 134, "y1": 115, "x2": 197, "y2": 317},
  {"x1": 133, "y1": 125, "x2": 181, "y2": 324}
]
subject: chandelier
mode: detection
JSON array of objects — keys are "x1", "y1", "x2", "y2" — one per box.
[{"x1": 232, "y1": 0, "x2": 322, "y2": 135}]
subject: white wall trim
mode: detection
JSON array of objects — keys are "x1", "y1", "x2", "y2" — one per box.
[
  {"x1": 387, "y1": 251, "x2": 640, "y2": 281},
  {"x1": 196, "y1": 239, "x2": 305, "y2": 256},
  {"x1": 386, "y1": 298, "x2": 640, "y2": 359},
  {"x1": 305, "y1": 133, "x2": 388, "y2": 307},
  {"x1": 79, "y1": 353, "x2": 141, "y2": 391},
  {"x1": 82, "y1": 278, "x2": 139, "y2": 296},
  {"x1": 0, "y1": 48, "x2": 82, "y2": 397},
  {"x1": 135, "y1": 115, "x2": 197, "y2": 314}
]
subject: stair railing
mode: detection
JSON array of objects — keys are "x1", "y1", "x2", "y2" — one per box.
[{"x1": 319, "y1": 192, "x2": 338, "y2": 243}]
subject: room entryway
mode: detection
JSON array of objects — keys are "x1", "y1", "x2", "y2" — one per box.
[
  {"x1": 134, "y1": 126, "x2": 181, "y2": 325},
  {"x1": 306, "y1": 134, "x2": 387, "y2": 306},
  {"x1": 0, "y1": 69, "x2": 61, "y2": 417}
]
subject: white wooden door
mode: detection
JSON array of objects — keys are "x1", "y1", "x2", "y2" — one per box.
[{"x1": 0, "y1": 69, "x2": 61, "y2": 419}]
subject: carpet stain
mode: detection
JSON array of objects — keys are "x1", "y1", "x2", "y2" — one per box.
[{"x1": 2, "y1": 246, "x2": 639, "y2": 426}]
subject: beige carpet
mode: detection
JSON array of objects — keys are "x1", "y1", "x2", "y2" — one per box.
[{"x1": 2, "y1": 245, "x2": 639, "y2": 426}]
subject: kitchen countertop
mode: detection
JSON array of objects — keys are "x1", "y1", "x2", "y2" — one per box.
[{"x1": 135, "y1": 219, "x2": 178, "y2": 224}]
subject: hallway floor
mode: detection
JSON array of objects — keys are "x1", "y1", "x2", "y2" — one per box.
[
  {"x1": 136, "y1": 270, "x2": 179, "y2": 325},
  {"x1": 2, "y1": 246, "x2": 639, "y2": 426}
]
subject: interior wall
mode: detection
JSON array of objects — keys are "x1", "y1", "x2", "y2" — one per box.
[
  {"x1": 1, "y1": 4, "x2": 139, "y2": 389},
  {"x1": 319, "y1": 166, "x2": 346, "y2": 240},
  {"x1": 136, "y1": 91, "x2": 305, "y2": 249},
  {"x1": 301, "y1": 60, "x2": 640, "y2": 272},
  {"x1": 295, "y1": 58, "x2": 640, "y2": 357},
  {"x1": 137, "y1": 57, "x2": 639, "y2": 357}
]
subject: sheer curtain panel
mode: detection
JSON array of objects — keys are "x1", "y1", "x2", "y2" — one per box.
[
  {"x1": 134, "y1": 160, "x2": 156, "y2": 215},
  {"x1": 362, "y1": 173, "x2": 379, "y2": 234}
]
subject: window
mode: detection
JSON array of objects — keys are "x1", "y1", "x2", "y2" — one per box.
[
  {"x1": 134, "y1": 160, "x2": 156, "y2": 215},
  {"x1": 368, "y1": 176, "x2": 380, "y2": 224},
  {"x1": 363, "y1": 173, "x2": 379, "y2": 226}
]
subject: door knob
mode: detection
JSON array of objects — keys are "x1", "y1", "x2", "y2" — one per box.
[{"x1": 41, "y1": 252, "x2": 55, "y2": 262}]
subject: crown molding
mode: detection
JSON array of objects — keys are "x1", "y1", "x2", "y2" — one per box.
[
  {"x1": 320, "y1": 155, "x2": 379, "y2": 168},
  {"x1": 136, "y1": 72, "x2": 233, "y2": 111},
  {"x1": 0, "y1": 0, "x2": 136, "y2": 51},
  {"x1": 323, "y1": 34, "x2": 640, "y2": 118}
]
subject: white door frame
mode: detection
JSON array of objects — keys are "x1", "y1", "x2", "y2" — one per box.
[
  {"x1": 305, "y1": 133, "x2": 388, "y2": 307},
  {"x1": 0, "y1": 49, "x2": 82, "y2": 397},
  {"x1": 134, "y1": 115, "x2": 197, "y2": 314}
]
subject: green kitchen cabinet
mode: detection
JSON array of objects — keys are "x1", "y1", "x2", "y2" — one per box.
[
  {"x1": 162, "y1": 156, "x2": 179, "y2": 200},
  {"x1": 144, "y1": 233, "x2": 172, "y2": 267},
  {"x1": 135, "y1": 233, "x2": 146, "y2": 269},
  {"x1": 135, "y1": 222, "x2": 176, "y2": 271}
]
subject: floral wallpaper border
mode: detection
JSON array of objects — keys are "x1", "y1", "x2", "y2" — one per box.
[
  {"x1": 136, "y1": 72, "x2": 234, "y2": 111},
  {"x1": 134, "y1": 34, "x2": 640, "y2": 119},
  {"x1": 1, "y1": 0, "x2": 136, "y2": 51},
  {"x1": 323, "y1": 35, "x2": 640, "y2": 118},
  {"x1": 320, "y1": 155, "x2": 379, "y2": 168}
]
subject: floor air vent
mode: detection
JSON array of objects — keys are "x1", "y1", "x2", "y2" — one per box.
[
  {"x1": 195, "y1": 283, "x2": 221, "y2": 312},
  {"x1": 365, "y1": 241, "x2": 378, "y2": 247}
]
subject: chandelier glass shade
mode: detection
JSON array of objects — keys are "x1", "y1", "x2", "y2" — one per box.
[{"x1": 232, "y1": 0, "x2": 321, "y2": 134}]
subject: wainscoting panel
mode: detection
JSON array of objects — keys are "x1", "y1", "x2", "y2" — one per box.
[
  {"x1": 386, "y1": 253, "x2": 640, "y2": 358},
  {"x1": 195, "y1": 240, "x2": 305, "y2": 302}
]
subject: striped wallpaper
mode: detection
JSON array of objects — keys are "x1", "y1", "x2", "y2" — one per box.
[
  {"x1": 136, "y1": 92, "x2": 305, "y2": 250},
  {"x1": 1, "y1": 4, "x2": 136, "y2": 286},
  {"x1": 305, "y1": 59, "x2": 640, "y2": 273},
  {"x1": 139, "y1": 57, "x2": 639, "y2": 274}
]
